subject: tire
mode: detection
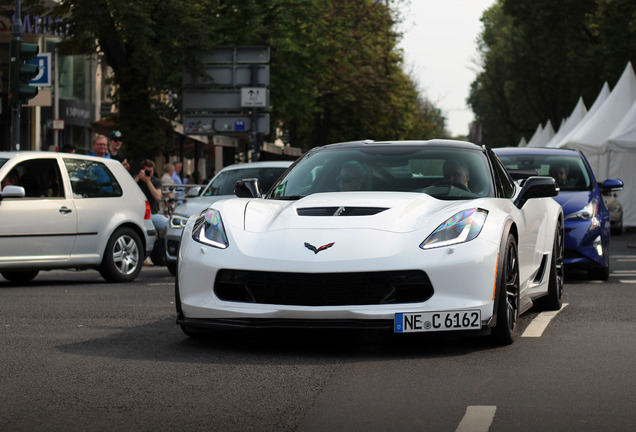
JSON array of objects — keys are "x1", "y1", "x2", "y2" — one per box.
[
  {"x1": 491, "y1": 233, "x2": 520, "y2": 345},
  {"x1": 1, "y1": 270, "x2": 39, "y2": 283},
  {"x1": 150, "y1": 237, "x2": 166, "y2": 266},
  {"x1": 166, "y1": 261, "x2": 177, "y2": 276},
  {"x1": 99, "y1": 227, "x2": 143, "y2": 283},
  {"x1": 588, "y1": 265, "x2": 610, "y2": 281},
  {"x1": 535, "y1": 221, "x2": 564, "y2": 311}
]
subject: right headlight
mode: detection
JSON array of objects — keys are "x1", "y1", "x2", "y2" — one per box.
[
  {"x1": 168, "y1": 214, "x2": 190, "y2": 229},
  {"x1": 192, "y1": 209, "x2": 229, "y2": 249}
]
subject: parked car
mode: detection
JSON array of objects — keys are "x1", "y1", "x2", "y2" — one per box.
[
  {"x1": 602, "y1": 191, "x2": 623, "y2": 235},
  {"x1": 495, "y1": 147, "x2": 623, "y2": 280},
  {"x1": 164, "y1": 161, "x2": 293, "y2": 275},
  {"x1": 176, "y1": 139, "x2": 564, "y2": 345},
  {"x1": 0, "y1": 151, "x2": 156, "y2": 283}
]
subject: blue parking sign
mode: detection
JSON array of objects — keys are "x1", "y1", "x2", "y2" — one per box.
[{"x1": 29, "y1": 53, "x2": 52, "y2": 87}]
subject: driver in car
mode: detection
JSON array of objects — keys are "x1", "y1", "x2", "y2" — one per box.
[{"x1": 443, "y1": 160, "x2": 470, "y2": 191}]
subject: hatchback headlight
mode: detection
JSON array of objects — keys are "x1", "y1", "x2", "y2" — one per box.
[
  {"x1": 420, "y1": 208, "x2": 488, "y2": 249},
  {"x1": 192, "y1": 209, "x2": 229, "y2": 249},
  {"x1": 566, "y1": 200, "x2": 599, "y2": 230},
  {"x1": 169, "y1": 214, "x2": 189, "y2": 229}
]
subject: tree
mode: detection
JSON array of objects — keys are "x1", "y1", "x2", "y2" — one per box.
[
  {"x1": 469, "y1": 0, "x2": 636, "y2": 148},
  {"x1": 5, "y1": 0, "x2": 447, "y2": 158}
]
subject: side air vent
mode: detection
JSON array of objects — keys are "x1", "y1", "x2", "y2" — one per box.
[{"x1": 297, "y1": 207, "x2": 389, "y2": 216}]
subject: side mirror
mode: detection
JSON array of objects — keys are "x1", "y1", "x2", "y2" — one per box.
[
  {"x1": 0, "y1": 185, "x2": 26, "y2": 200},
  {"x1": 234, "y1": 178, "x2": 261, "y2": 198},
  {"x1": 186, "y1": 186, "x2": 201, "y2": 197},
  {"x1": 514, "y1": 176, "x2": 557, "y2": 209},
  {"x1": 599, "y1": 178, "x2": 623, "y2": 193}
]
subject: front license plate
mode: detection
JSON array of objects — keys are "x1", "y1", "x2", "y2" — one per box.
[{"x1": 394, "y1": 310, "x2": 482, "y2": 333}]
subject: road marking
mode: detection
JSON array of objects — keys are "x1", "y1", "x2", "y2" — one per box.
[
  {"x1": 456, "y1": 406, "x2": 497, "y2": 432},
  {"x1": 521, "y1": 303, "x2": 569, "y2": 337},
  {"x1": 619, "y1": 280, "x2": 636, "y2": 284}
]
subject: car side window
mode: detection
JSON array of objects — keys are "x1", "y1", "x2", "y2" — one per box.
[
  {"x1": 492, "y1": 156, "x2": 515, "y2": 198},
  {"x1": 64, "y1": 158, "x2": 122, "y2": 198},
  {"x1": 3, "y1": 158, "x2": 63, "y2": 198}
]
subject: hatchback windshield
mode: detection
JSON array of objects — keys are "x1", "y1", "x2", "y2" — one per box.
[
  {"x1": 270, "y1": 145, "x2": 494, "y2": 200},
  {"x1": 202, "y1": 167, "x2": 289, "y2": 197}
]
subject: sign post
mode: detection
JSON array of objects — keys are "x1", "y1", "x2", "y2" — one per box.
[{"x1": 182, "y1": 46, "x2": 270, "y2": 161}]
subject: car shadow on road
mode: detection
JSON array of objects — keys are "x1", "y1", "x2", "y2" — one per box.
[{"x1": 56, "y1": 317, "x2": 511, "y2": 365}]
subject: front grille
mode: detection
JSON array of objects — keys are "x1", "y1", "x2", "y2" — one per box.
[
  {"x1": 214, "y1": 269, "x2": 433, "y2": 306},
  {"x1": 297, "y1": 207, "x2": 388, "y2": 216}
]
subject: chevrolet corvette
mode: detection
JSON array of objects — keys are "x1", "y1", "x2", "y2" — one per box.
[{"x1": 176, "y1": 140, "x2": 564, "y2": 345}]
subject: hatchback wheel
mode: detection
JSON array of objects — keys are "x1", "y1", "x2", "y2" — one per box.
[{"x1": 99, "y1": 227, "x2": 143, "y2": 283}]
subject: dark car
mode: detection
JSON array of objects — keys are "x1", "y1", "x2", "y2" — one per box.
[{"x1": 495, "y1": 147, "x2": 623, "y2": 280}]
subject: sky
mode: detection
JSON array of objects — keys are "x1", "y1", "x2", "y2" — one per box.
[{"x1": 397, "y1": 0, "x2": 496, "y2": 137}]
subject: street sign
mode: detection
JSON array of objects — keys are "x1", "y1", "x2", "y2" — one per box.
[
  {"x1": 183, "y1": 113, "x2": 270, "y2": 135},
  {"x1": 183, "y1": 89, "x2": 269, "y2": 111},
  {"x1": 199, "y1": 46, "x2": 269, "y2": 64},
  {"x1": 183, "y1": 65, "x2": 269, "y2": 87},
  {"x1": 29, "y1": 53, "x2": 51, "y2": 86},
  {"x1": 241, "y1": 87, "x2": 267, "y2": 107}
]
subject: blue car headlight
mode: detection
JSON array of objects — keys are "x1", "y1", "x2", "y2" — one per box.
[
  {"x1": 168, "y1": 213, "x2": 189, "y2": 229},
  {"x1": 565, "y1": 200, "x2": 599, "y2": 230},
  {"x1": 192, "y1": 209, "x2": 229, "y2": 249},
  {"x1": 420, "y1": 208, "x2": 488, "y2": 250}
]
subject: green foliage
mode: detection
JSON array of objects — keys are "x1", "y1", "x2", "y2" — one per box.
[
  {"x1": 469, "y1": 0, "x2": 636, "y2": 148},
  {"x1": 6, "y1": 0, "x2": 447, "y2": 158}
]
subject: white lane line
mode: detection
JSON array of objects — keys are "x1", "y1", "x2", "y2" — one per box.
[
  {"x1": 619, "y1": 280, "x2": 636, "y2": 284},
  {"x1": 456, "y1": 406, "x2": 497, "y2": 432},
  {"x1": 521, "y1": 303, "x2": 569, "y2": 338}
]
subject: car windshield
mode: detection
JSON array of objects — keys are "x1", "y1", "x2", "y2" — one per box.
[
  {"x1": 497, "y1": 153, "x2": 592, "y2": 191},
  {"x1": 269, "y1": 145, "x2": 494, "y2": 200},
  {"x1": 202, "y1": 167, "x2": 288, "y2": 197}
]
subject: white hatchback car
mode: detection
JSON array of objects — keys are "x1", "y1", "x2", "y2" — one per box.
[{"x1": 0, "y1": 151, "x2": 156, "y2": 283}]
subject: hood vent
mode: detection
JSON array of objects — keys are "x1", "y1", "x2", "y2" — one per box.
[{"x1": 297, "y1": 206, "x2": 389, "y2": 216}]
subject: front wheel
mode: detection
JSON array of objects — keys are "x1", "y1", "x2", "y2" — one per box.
[
  {"x1": 491, "y1": 233, "x2": 520, "y2": 345},
  {"x1": 99, "y1": 227, "x2": 143, "y2": 283},
  {"x1": 1, "y1": 270, "x2": 39, "y2": 283}
]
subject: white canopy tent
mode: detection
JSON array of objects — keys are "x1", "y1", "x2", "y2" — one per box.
[
  {"x1": 526, "y1": 123, "x2": 544, "y2": 147},
  {"x1": 527, "y1": 120, "x2": 555, "y2": 147},
  {"x1": 602, "y1": 99, "x2": 636, "y2": 226},
  {"x1": 562, "y1": 62, "x2": 636, "y2": 179},
  {"x1": 546, "y1": 97, "x2": 587, "y2": 147}
]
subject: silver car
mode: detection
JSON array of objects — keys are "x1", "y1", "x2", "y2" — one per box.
[
  {"x1": 0, "y1": 151, "x2": 156, "y2": 283},
  {"x1": 165, "y1": 161, "x2": 293, "y2": 275}
]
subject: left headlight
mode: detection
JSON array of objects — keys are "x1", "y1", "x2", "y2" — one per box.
[
  {"x1": 192, "y1": 209, "x2": 229, "y2": 249},
  {"x1": 566, "y1": 200, "x2": 599, "y2": 230},
  {"x1": 420, "y1": 208, "x2": 488, "y2": 250},
  {"x1": 168, "y1": 214, "x2": 189, "y2": 229}
]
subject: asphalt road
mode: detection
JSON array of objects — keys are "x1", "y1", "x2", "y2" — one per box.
[{"x1": 1, "y1": 231, "x2": 635, "y2": 432}]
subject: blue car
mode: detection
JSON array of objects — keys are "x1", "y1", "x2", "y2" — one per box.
[{"x1": 495, "y1": 147, "x2": 623, "y2": 280}]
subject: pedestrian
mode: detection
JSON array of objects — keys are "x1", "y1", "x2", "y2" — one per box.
[
  {"x1": 171, "y1": 161, "x2": 185, "y2": 201},
  {"x1": 61, "y1": 144, "x2": 76, "y2": 153},
  {"x1": 161, "y1": 163, "x2": 176, "y2": 201},
  {"x1": 89, "y1": 134, "x2": 110, "y2": 158},
  {"x1": 107, "y1": 130, "x2": 130, "y2": 170},
  {"x1": 135, "y1": 160, "x2": 167, "y2": 266}
]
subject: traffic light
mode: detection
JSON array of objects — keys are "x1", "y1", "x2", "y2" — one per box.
[{"x1": 9, "y1": 38, "x2": 39, "y2": 107}]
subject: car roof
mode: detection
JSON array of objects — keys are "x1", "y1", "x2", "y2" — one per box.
[
  {"x1": 315, "y1": 139, "x2": 483, "y2": 152},
  {"x1": 493, "y1": 147, "x2": 580, "y2": 156},
  {"x1": 217, "y1": 160, "x2": 293, "y2": 172}
]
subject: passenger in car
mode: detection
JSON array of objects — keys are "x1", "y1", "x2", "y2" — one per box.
[{"x1": 549, "y1": 163, "x2": 570, "y2": 188}]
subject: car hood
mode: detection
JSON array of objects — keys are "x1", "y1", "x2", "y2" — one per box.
[
  {"x1": 553, "y1": 190, "x2": 594, "y2": 216},
  {"x1": 218, "y1": 192, "x2": 485, "y2": 234},
  {"x1": 173, "y1": 195, "x2": 234, "y2": 218}
]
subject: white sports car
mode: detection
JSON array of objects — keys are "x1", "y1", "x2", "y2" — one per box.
[{"x1": 176, "y1": 140, "x2": 564, "y2": 345}]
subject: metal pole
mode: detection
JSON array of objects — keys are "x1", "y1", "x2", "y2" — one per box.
[
  {"x1": 250, "y1": 64, "x2": 259, "y2": 161},
  {"x1": 53, "y1": 46, "x2": 59, "y2": 151},
  {"x1": 10, "y1": 0, "x2": 22, "y2": 151}
]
